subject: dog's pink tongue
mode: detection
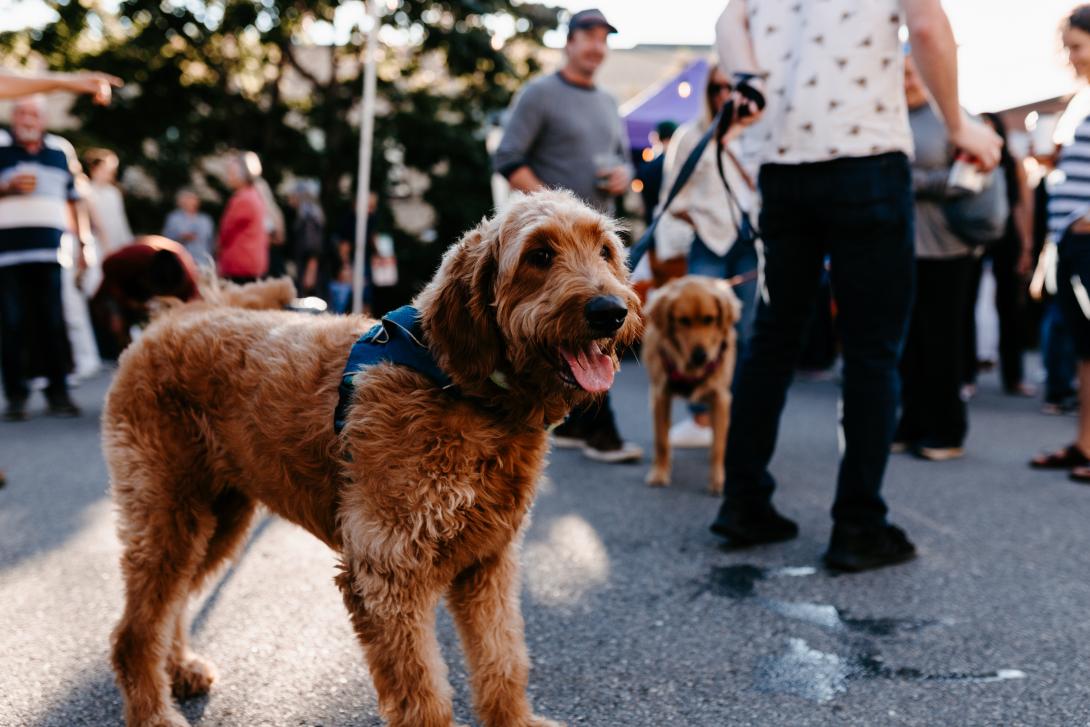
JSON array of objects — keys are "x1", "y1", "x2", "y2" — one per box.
[{"x1": 561, "y1": 342, "x2": 615, "y2": 392}]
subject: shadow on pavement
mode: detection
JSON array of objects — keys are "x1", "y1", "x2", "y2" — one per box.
[{"x1": 0, "y1": 380, "x2": 112, "y2": 572}]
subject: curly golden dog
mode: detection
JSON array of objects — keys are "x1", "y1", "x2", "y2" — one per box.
[
  {"x1": 642, "y1": 275, "x2": 741, "y2": 495},
  {"x1": 103, "y1": 190, "x2": 641, "y2": 727}
]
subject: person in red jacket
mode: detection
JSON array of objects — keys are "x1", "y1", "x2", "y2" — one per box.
[{"x1": 217, "y1": 151, "x2": 269, "y2": 284}]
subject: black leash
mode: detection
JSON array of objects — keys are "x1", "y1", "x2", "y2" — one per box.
[{"x1": 628, "y1": 79, "x2": 766, "y2": 271}]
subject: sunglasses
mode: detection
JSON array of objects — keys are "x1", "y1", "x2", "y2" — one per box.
[{"x1": 709, "y1": 82, "x2": 733, "y2": 94}]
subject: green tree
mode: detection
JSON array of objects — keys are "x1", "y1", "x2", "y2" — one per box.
[{"x1": 1, "y1": 0, "x2": 560, "y2": 295}]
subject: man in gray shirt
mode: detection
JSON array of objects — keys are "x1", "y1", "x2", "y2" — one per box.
[{"x1": 493, "y1": 8, "x2": 640, "y2": 463}]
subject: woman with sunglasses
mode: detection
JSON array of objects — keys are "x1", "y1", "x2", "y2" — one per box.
[{"x1": 657, "y1": 63, "x2": 760, "y2": 448}]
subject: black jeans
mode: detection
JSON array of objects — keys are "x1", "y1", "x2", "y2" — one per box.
[
  {"x1": 898, "y1": 256, "x2": 973, "y2": 448},
  {"x1": 963, "y1": 232, "x2": 1029, "y2": 389},
  {"x1": 718, "y1": 153, "x2": 914, "y2": 529},
  {"x1": 991, "y1": 230, "x2": 1029, "y2": 390},
  {"x1": 0, "y1": 263, "x2": 72, "y2": 404}
]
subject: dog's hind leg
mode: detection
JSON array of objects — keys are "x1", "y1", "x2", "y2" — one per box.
[
  {"x1": 448, "y1": 546, "x2": 562, "y2": 727},
  {"x1": 168, "y1": 487, "x2": 257, "y2": 700},
  {"x1": 335, "y1": 564, "x2": 458, "y2": 727},
  {"x1": 110, "y1": 469, "x2": 217, "y2": 727}
]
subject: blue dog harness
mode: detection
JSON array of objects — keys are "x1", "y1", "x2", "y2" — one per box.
[{"x1": 334, "y1": 306, "x2": 456, "y2": 433}]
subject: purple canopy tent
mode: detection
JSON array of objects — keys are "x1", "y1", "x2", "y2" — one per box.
[{"x1": 621, "y1": 58, "x2": 710, "y2": 151}]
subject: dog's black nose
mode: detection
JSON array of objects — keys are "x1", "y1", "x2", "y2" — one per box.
[
  {"x1": 585, "y1": 295, "x2": 628, "y2": 334},
  {"x1": 690, "y1": 346, "x2": 708, "y2": 367}
]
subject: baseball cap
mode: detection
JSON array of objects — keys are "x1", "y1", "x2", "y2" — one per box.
[{"x1": 568, "y1": 8, "x2": 618, "y2": 36}]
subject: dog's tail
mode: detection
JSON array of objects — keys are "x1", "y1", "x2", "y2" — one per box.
[
  {"x1": 148, "y1": 273, "x2": 297, "y2": 321},
  {"x1": 197, "y1": 274, "x2": 297, "y2": 310}
]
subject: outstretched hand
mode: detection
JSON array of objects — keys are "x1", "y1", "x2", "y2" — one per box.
[{"x1": 67, "y1": 72, "x2": 124, "y2": 106}]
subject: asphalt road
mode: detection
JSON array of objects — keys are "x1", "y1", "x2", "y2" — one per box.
[{"x1": 2, "y1": 359, "x2": 1089, "y2": 727}]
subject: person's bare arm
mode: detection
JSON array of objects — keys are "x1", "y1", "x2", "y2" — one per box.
[
  {"x1": 506, "y1": 166, "x2": 546, "y2": 194},
  {"x1": 900, "y1": 0, "x2": 1001, "y2": 169},
  {"x1": 715, "y1": 0, "x2": 766, "y2": 124},
  {"x1": 715, "y1": 0, "x2": 759, "y2": 78},
  {"x1": 1012, "y1": 157, "x2": 1036, "y2": 274},
  {"x1": 0, "y1": 70, "x2": 122, "y2": 104},
  {"x1": 67, "y1": 200, "x2": 93, "y2": 277}
]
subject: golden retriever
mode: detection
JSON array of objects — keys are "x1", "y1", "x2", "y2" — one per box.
[{"x1": 642, "y1": 275, "x2": 741, "y2": 495}]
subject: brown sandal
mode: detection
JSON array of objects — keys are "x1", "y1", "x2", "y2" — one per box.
[{"x1": 1030, "y1": 444, "x2": 1090, "y2": 470}]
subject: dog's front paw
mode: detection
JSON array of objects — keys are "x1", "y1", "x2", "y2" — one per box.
[
  {"x1": 169, "y1": 653, "x2": 217, "y2": 700},
  {"x1": 526, "y1": 716, "x2": 566, "y2": 727},
  {"x1": 645, "y1": 466, "x2": 671, "y2": 487},
  {"x1": 141, "y1": 708, "x2": 191, "y2": 727}
]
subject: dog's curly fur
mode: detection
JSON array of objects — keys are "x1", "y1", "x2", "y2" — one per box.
[
  {"x1": 642, "y1": 275, "x2": 741, "y2": 494},
  {"x1": 103, "y1": 190, "x2": 641, "y2": 727}
]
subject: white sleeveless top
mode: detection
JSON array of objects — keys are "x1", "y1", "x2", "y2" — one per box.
[{"x1": 736, "y1": 0, "x2": 914, "y2": 166}]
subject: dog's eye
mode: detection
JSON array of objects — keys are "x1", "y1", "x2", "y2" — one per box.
[
  {"x1": 600, "y1": 244, "x2": 612, "y2": 261},
  {"x1": 678, "y1": 316, "x2": 691, "y2": 327},
  {"x1": 702, "y1": 315, "x2": 714, "y2": 325},
  {"x1": 526, "y1": 248, "x2": 553, "y2": 269}
]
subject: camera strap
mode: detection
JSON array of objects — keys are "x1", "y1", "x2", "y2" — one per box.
[{"x1": 628, "y1": 83, "x2": 765, "y2": 270}]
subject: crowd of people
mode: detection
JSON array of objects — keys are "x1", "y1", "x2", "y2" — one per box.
[
  {"x1": 490, "y1": 2, "x2": 1090, "y2": 571},
  {"x1": 0, "y1": 77, "x2": 392, "y2": 423},
  {"x1": 7, "y1": 3, "x2": 1090, "y2": 573}
]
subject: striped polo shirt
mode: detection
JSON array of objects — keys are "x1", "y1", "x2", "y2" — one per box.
[
  {"x1": 0, "y1": 128, "x2": 80, "y2": 268},
  {"x1": 1049, "y1": 116, "x2": 1090, "y2": 243}
]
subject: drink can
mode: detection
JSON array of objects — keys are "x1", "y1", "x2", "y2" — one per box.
[{"x1": 948, "y1": 157, "x2": 985, "y2": 194}]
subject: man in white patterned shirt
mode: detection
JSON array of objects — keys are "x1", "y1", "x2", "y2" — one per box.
[{"x1": 708, "y1": 0, "x2": 1001, "y2": 572}]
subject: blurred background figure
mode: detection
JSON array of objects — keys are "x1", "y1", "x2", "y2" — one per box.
[
  {"x1": 962, "y1": 113, "x2": 1037, "y2": 398},
  {"x1": 217, "y1": 150, "x2": 269, "y2": 285},
  {"x1": 332, "y1": 190, "x2": 398, "y2": 316},
  {"x1": 254, "y1": 172, "x2": 286, "y2": 277},
  {"x1": 0, "y1": 94, "x2": 87, "y2": 420},
  {"x1": 89, "y1": 236, "x2": 199, "y2": 357},
  {"x1": 492, "y1": 7, "x2": 641, "y2": 464},
  {"x1": 659, "y1": 63, "x2": 758, "y2": 449},
  {"x1": 287, "y1": 178, "x2": 325, "y2": 298},
  {"x1": 60, "y1": 171, "x2": 101, "y2": 383},
  {"x1": 162, "y1": 188, "x2": 214, "y2": 266},
  {"x1": 896, "y1": 55, "x2": 1008, "y2": 462},
  {"x1": 83, "y1": 147, "x2": 133, "y2": 257},
  {"x1": 637, "y1": 119, "x2": 676, "y2": 226},
  {"x1": 1031, "y1": 145, "x2": 1078, "y2": 414}
]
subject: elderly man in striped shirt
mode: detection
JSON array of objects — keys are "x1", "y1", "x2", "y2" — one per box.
[{"x1": 0, "y1": 94, "x2": 90, "y2": 420}]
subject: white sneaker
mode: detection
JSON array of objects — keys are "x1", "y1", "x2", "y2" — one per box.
[
  {"x1": 551, "y1": 434, "x2": 586, "y2": 449},
  {"x1": 582, "y1": 441, "x2": 644, "y2": 464},
  {"x1": 668, "y1": 418, "x2": 714, "y2": 448},
  {"x1": 918, "y1": 446, "x2": 965, "y2": 462}
]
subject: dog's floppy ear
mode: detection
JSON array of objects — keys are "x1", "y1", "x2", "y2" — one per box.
[
  {"x1": 644, "y1": 284, "x2": 675, "y2": 333},
  {"x1": 713, "y1": 279, "x2": 743, "y2": 330},
  {"x1": 417, "y1": 223, "x2": 501, "y2": 386}
]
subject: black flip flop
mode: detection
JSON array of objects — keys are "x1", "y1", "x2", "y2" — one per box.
[
  {"x1": 1070, "y1": 466, "x2": 1090, "y2": 484},
  {"x1": 1030, "y1": 444, "x2": 1090, "y2": 470}
]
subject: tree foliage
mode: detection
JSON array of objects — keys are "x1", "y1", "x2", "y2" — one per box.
[{"x1": 1, "y1": 0, "x2": 560, "y2": 292}]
